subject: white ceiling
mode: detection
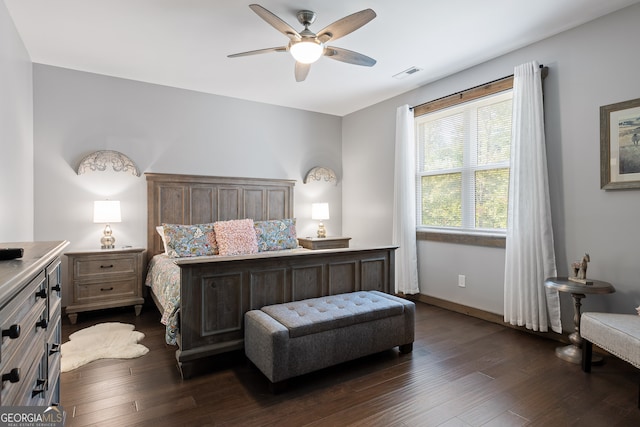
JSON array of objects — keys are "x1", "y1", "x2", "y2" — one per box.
[{"x1": 5, "y1": 0, "x2": 640, "y2": 116}]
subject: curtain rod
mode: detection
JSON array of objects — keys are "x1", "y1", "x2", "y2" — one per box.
[{"x1": 410, "y1": 64, "x2": 546, "y2": 111}]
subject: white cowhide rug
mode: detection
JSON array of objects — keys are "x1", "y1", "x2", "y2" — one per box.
[{"x1": 61, "y1": 322, "x2": 149, "y2": 372}]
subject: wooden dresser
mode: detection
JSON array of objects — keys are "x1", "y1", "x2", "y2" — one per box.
[
  {"x1": 65, "y1": 247, "x2": 145, "y2": 324},
  {"x1": 0, "y1": 241, "x2": 68, "y2": 407}
]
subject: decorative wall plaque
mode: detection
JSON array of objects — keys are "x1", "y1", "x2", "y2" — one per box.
[
  {"x1": 304, "y1": 166, "x2": 337, "y2": 185},
  {"x1": 77, "y1": 150, "x2": 140, "y2": 176}
]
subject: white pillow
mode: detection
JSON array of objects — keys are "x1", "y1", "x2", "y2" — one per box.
[{"x1": 156, "y1": 225, "x2": 169, "y2": 254}]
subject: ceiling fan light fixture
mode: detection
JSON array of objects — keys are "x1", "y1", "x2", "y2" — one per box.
[
  {"x1": 290, "y1": 40, "x2": 324, "y2": 64},
  {"x1": 229, "y1": 5, "x2": 377, "y2": 81}
]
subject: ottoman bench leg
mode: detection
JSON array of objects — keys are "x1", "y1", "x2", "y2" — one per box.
[{"x1": 399, "y1": 343, "x2": 413, "y2": 354}]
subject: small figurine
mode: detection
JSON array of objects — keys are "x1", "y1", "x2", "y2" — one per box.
[{"x1": 569, "y1": 253, "x2": 592, "y2": 285}]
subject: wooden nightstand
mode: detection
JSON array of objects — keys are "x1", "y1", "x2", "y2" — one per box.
[
  {"x1": 65, "y1": 247, "x2": 145, "y2": 324},
  {"x1": 298, "y1": 236, "x2": 351, "y2": 250}
]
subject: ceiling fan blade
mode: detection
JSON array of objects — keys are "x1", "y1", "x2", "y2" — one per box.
[
  {"x1": 249, "y1": 4, "x2": 300, "y2": 40},
  {"x1": 295, "y1": 62, "x2": 311, "y2": 82},
  {"x1": 228, "y1": 46, "x2": 287, "y2": 58},
  {"x1": 324, "y1": 46, "x2": 376, "y2": 67},
  {"x1": 316, "y1": 9, "x2": 376, "y2": 43}
]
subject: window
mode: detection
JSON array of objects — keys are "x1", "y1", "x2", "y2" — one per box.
[{"x1": 415, "y1": 80, "x2": 513, "y2": 236}]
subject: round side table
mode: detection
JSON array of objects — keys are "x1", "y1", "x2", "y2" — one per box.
[{"x1": 544, "y1": 277, "x2": 615, "y2": 364}]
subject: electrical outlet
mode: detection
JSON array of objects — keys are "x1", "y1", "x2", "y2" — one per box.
[{"x1": 458, "y1": 274, "x2": 466, "y2": 287}]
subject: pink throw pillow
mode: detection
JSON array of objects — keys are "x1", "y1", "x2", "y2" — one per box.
[{"x1": 214, "y1": 219, "x2": 259, "y2": 256}]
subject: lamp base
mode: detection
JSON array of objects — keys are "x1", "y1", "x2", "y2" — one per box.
[
  {"x1": 100, "y1": 224, "x2": 116, "y2": 249},
  {"x1": 316, "y1": 222, "x2": 326, "y2": 238}
]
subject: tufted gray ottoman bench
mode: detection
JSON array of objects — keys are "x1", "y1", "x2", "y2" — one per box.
[{"x1": 245, "y1": 290, "x2": 415, "y2": 390}]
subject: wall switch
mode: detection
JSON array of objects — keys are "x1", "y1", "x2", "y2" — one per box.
[{"x1": 458, "y1": 274, "x2": 466, "y2": 287}]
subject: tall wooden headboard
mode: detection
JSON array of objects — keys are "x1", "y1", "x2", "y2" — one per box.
[{"x1": 146, "y1": 173, "x2": 296, "y2": 257}]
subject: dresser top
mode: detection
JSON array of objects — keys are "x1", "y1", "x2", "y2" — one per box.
[{"x1": 0, "y1": 241, "x2": 69, "y2": 306}]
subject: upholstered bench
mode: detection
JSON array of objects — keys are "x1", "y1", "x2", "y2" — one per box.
[
  {"x1": 581, "y1": 312, "x2": 640, "y2": 407},
  {"x1": 244, "y1": 290, "x2": 415, "y2": 389}
]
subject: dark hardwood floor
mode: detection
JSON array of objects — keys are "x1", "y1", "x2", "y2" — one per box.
[{"x1": 60, "y1": 301, "x2": 640, "y2": 426}]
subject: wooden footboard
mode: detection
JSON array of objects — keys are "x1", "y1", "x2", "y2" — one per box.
[{"x1": 174, "y1": 246, "x2": 396, "y2": 378}]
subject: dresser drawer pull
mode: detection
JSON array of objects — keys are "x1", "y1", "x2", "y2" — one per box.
[
  {"x1": 100, "y1": 264, "x2": 114, "y2": 269},
  {"x1": 52, "y1": 284, "x2": 61, "y2": 292},
  {"x1": 36, "y1": 288, "x2": 47, "y2": 299},
  {"x1": 49, "y1": 343, "x2": 60, "y2": 355},
  {"x1": 100, "y1": 287, "x2": 114, "y2": 292},
  {"x1": 36, "y1": 319, "x2": 48, "y2": 330},
  {"x1": 2, "y1": 368, "x2": 20, "y2": 383},
  {"x1": 31, "y1": 378, "x2": 47, "y2": 398},
  {"x1": 2, "y1": 324, "x2": 20, "y2": 339}
]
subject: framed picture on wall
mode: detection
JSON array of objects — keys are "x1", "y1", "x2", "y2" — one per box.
[{"x1": 601, "y1": 97, "x2": 640, "y2": 190}]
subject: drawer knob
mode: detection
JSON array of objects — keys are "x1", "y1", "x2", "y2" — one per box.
[
  {"x1": 100, "y1": 264, "x2": 114, "y2": 269},
  {"x1": 2, "y1": 368, "x2": 20, "y2": 383},
  {"x1": 2, "y1": 324, "x2": 20, "y2": 339},
  {"x1": 49, "y1": 343, "x2": 60, "y2": 355},
  {"x1": 36, "y1": 288, "x2": 47, "y2": 299},
  {"x1": 52, "y1": 284, "x2": 61, "y2": 292},
  {"x1": 36, "y1": 319, "x2": 48, "y2": 329},
  {"x1": 31, "y1": 378, "x2": 47, "y2": 398}
]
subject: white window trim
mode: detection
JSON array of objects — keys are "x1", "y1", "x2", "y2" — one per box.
[{"x1": 415, "y1": 90, "x2": 512, "y2": 237}]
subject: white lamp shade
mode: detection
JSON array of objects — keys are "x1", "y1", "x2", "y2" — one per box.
[
  {"x1": 290, "y1": 40, "x2": 324, "y2": 64},
  {"x1": 311, "y1": 203, "x2": 330, "y2": 221},
  {"x1": 93, "y1": 200, "x2": 121, "y2": 223}
]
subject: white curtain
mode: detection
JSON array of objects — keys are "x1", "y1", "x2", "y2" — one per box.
[
  {"x1": 393, "y1": 105, "x2": 420, "y2": 295},
  {"x1": 503, "y1": 61, "x2": 561, "y2": 333}
]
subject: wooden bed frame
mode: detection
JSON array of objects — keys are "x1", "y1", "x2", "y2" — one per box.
[{"x1": 146, "y1": 173, "x2": 397, "y2": 378}]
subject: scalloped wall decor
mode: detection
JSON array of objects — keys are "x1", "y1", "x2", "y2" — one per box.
[
  {"x1": 304, "y1": 166, "x2": 337, "y2": 185},
  {"x1": 77, "y1": 150, "x2": 140, "y2": 176}
]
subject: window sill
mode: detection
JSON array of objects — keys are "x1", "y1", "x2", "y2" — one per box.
[{"x1": 416, "y1": 229, "x2": 505, "y2": 248}]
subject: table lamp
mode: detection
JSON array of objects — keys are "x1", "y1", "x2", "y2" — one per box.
[
  {"x1": 93, "y1": 200, "x2": 121, "y2": 249},
  {"x1": 311, "y1": 202, "x2": 329, "y2": 238}
]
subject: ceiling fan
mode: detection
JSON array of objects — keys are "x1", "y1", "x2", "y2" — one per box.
[{"x1": 228, "y1": 4, "x2": 377, "y2": 82}]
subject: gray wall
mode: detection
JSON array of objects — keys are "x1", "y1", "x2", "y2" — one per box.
[
  {"x1": 0, "y1": 2, "x2": 33, "y2": 242},
  {"x1": 33, "y1": 66, "x2": 344, "y2": 254},
  {"x1": 343, "y1": 3, "x2": 640, "y2": 331}
]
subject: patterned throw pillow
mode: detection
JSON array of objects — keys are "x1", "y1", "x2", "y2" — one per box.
[
  {"x1": 214, "y1": 219, "x2": 259, "y2": 256},
  {"x1": 254, "y1": 218, "x2": 298, "y2": 251},
  {"x1": 162, "y1": 223, "x2": 218, "y2": 258}
]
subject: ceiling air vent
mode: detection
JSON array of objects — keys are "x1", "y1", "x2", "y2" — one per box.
[{"x1": 393, "y1": 66, "x2": 423, "y2": 80}]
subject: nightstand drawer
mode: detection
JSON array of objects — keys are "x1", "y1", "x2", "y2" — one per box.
[
  {"x1": 75, "y1": 278, "x2": 138, "y2": 302},
  {"x1": 73, "y1": 255, "x2": 137, "y2": 278}
]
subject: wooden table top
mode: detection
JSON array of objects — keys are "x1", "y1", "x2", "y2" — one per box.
[{"x1": 544, "y1": 276, "x2": 615, "y2": 294}]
